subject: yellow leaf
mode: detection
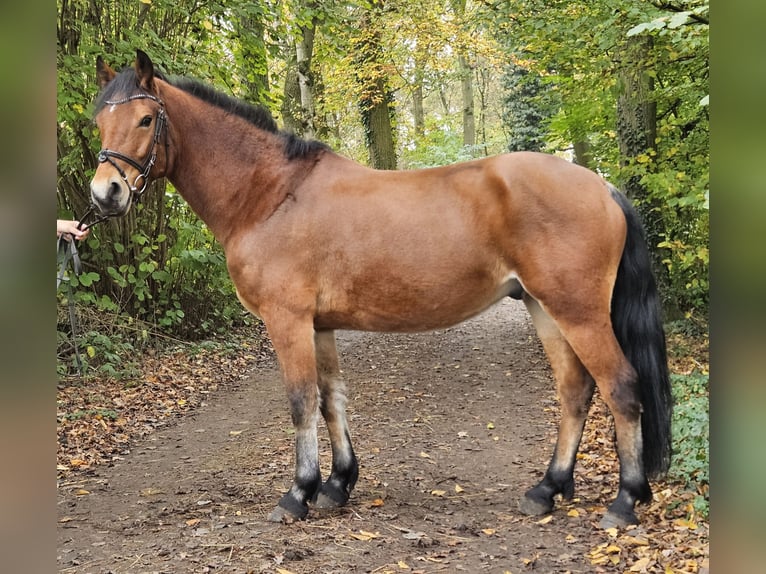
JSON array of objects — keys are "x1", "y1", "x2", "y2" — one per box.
[
  {"x1": 229, "y1": 430, "x2": 242, "y2": 436},
  {"x1": 349, "y1": 529, "x2": 380, "y2": 541},
  {"x1": 430, "y1": 489, "x2": 446, "y2": 497},
  {"x1": 398, "y1": 560, "x2": 410, "y2": 569},
  {"x1": 629, "y1": 557, "x2": 653, "y2": 571},
  {"x1": 536, "y1": 515, "x2": 553, "y2": 525},
  {"x1": 185, "y1": 518, "x2": 201, "y2": 526},
  {"x1": 454, "y1": 484, "x2": 464, "y2": 493},
  {"x1": 276, "y1": 569, "x2": 296, "y2": 574},
  {"x1": 623, "y1": 534, "x2": 649, "y2": 546},
  {"x1": 370, "y1": 498, "x2": 385, "y2": 507},
  {"x1": 481, "y1": 528, "x2": 496, "y2": 535},
  {"x1": 605, "y1": 545, "x2": 621, "y2": 554},
  {"x1": 419, "y1": 451, "x2": 431, "y2": 458},
  {"x1": 487, "y1": 422, "x2": 495, "y2": 429},
  {"x1": 202, "y1": 20, "x2": 213, "y2": 30},
  {"x1": 567, "y1": 509, "x2": 579, "y2": 517},
  {"x1": 75, "y1": 489, "x2": 89, "y2": 496}
]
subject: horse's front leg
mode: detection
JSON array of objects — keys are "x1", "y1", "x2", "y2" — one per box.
[
  {"x1": 264, "y1": 314, "x2": 322, "y2": 522},
  {"x1": 313, "y1": 330, "x2": 358, "y2": 509}
]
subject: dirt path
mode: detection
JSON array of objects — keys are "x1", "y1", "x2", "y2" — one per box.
[{"x1": 57, "y1": 299, "x2": 605, "y2": 573}]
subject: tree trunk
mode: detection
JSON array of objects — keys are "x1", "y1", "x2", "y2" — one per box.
[
  {"x1": 616, "y1": 35, "x2": 675, "y2": 315},
  {"x1": 458, "y1": 54, "x2": 476, "y2": 147},
  {"x1": 450, "y1": 0, "x2": 475, "y2": 147},
  {"x1": 281, "y1": 63, "x2": 302, "y2": 133},
  {"x1": 295, "y1": 17, "x2": 317, "y2": 137},
  {"x1": 237, "y1": 15, "x2": 270, "y2": 105},
  {"x1": 411, "y1": 60, "x2": 425, "y2": 139},
  {"x1": 572, "y1": 140, "x2": 594, "y2": 170},
  {"x1": 355, "y1": 2, "x2": 397, "y2": 170}
]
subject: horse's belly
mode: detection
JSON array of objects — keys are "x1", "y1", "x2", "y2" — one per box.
[{"x1": 314, "y1": 272, "x2": 519, "y2": 332}]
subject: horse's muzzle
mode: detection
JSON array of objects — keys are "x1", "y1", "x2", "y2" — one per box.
[{"x1": 90, "y1": 179, "x2": 131, "y2": 217}]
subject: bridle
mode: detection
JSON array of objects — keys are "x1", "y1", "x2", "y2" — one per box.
[
  {"x1": 76, "y1": 93, "x2": 168, "y2": 231},
  {"x1": 97, "y1": 92, "x2": 168, "y2": 203}
]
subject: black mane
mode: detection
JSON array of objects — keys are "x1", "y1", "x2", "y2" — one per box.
[{"x1": 95, "y1": 67, "x2": 328, "y2": 161}]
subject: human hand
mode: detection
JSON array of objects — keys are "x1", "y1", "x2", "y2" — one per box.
[{"x1": 57, "y1": 219, "x2": 91, "y2": 241}]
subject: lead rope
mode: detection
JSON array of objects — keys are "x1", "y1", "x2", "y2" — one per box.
[
  {"x1": 58, "y1": 233, "x2": 84, "y2": 375},
  {"x1": 57, "y1": 205, "x2": 114, "y2": 376}
]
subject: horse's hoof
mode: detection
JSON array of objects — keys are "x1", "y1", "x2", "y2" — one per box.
[
  {"x1": 519, "y1": 494, "x2": 553, "y2": 516},
  {"x1": 314, "y1": 481, "x2": 350, "y2": 509},
  {"x1": 314, "y1": 491, "x2": 343, "y2": 509},
  {"x1": 267, "y1": 505, "x2": 302, "y2": 524},
  {"x1": 598, "y1": 510, "x2": 639, "y2": 530}
]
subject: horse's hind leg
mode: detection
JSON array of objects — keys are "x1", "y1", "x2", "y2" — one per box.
[
  {"x1": 313, "y1": 330, "x2": 359, "y2": 509},
  {"x1": 520, "y1": 295, "x2": 595, "y2": 516},
  {"x1": 534, "y1": 299, "x2": 652, "y2": 528}
]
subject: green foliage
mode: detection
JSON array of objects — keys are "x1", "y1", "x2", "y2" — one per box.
[
  {"x1": 502, "y1": 58, "x2": 560, "y2": 153},
  {"x1": 669, "y1": 372, "x2": 709, "y2": 517},
  {"x1": 400, "y1": 117, "x2": 485, "y2": 168}
]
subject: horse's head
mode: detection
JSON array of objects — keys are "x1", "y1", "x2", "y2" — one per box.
[{"x1": 90, "y1": 50, "x2": 167, "y2": 216}]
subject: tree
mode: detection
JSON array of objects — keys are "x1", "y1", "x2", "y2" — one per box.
[
  {"x1": 353, "y1": 0, "x2": 398, "y2": 170},
  {"x1": 450, "y1": 0, "x2": 476, "y2": 147},
  {"x1": 502, "y1": 57, "x2": 559, "y2": 153}
]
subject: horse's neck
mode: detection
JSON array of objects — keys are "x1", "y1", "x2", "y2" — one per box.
[{"x1": 162, "y1": 87, "x2": 296, "y2": 244}]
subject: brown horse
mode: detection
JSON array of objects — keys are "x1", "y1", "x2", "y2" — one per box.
[{"x1": 89, "y1": 50, "x2": 672, "y2": 529}]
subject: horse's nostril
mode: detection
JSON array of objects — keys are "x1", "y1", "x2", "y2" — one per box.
[{"x1": 109, "y1": 181, "x2": 122, "y2": 199}]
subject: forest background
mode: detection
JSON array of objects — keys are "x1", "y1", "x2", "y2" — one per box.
[
  {"x1": 55, "y1": 0, "x2": 709, "y2": 545},
  {"x1": 57, "y1": 0, "x2": 708, "y2": 359}
]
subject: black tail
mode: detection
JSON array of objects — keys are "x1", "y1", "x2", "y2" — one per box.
[{"x1": 609, "y1": 185, "x2": 673, "y2": 478}]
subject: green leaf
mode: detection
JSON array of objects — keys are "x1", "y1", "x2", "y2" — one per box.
[
  {"x1": 78, "y1": 272, "x2": 100, "y2": 287},
  {"x1": 668, "y1": 11, "x2": 691, "y2": 29}
]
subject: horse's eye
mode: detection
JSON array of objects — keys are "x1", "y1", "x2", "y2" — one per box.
[{"x1": 139, "y1": 115, "x2": 152, "y2": 127}]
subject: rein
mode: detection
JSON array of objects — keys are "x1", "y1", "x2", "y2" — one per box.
[{"x1": 97, "y1": 92, "x2": 167, "y2": 202}]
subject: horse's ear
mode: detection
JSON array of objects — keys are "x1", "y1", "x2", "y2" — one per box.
[
  {"x1": 96, "y1": 56, "x2": 116, "y2": 88},
  {"x1": 134, "y1": 49, "x2": 155, "y2": 91}
]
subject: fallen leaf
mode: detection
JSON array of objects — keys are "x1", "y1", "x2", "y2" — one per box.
[
  {"x1": 419, "y1": 451, "x2": 431, "y2": 458},
  {"x1": 397, "y1": 560, "x2": 410, "y2": 569},
  {"x1": 276, "y1": 568, "x2": 296, "y2": 574},
  {"x1": 487, "y1": 422, "x2": 495, "y2": 429},
  {"x1": 567, "y1": 509, "x2": 579, "y2": 517},
  {"x1": 481, "y1": 528, "x2": 496, "y2": 535},
  {"x1": 370, "y1": 498, "x2": 385, "y2": 507},
  {"x1": 185, "y1": 518, "x2": 201, "y2": 526},
  {"x1": 454, "y1": 484, "x2": 464, "y2": 493},
  {"x1": 349, "y1": 530, "x2": 381, "y2": 541},
  {"x1": 629, "y1": 556, "x2": 653, "y2": 571},
  {"x1": 228, "y1": 430, "x2": 243, "y2": 436},
  {"x1": 140, "y1": 488, "x2": 164, "y2": 497},
  {"x1": 430, "y1": 489, "x2": 446, "y2": 497},
  {"x1": 536, "y1": 515, "x2": 553, "y2": 525},
  {"x1": 75, "y1": 489, "x2": 89, "y2": 496}
]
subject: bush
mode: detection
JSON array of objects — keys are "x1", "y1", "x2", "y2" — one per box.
[
  {"x1": 669, "y1": 371, "x2": 709, "y2": 517},
  {"x1": 57, "y1": 191, "x2": 251, "y2": 380}
]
